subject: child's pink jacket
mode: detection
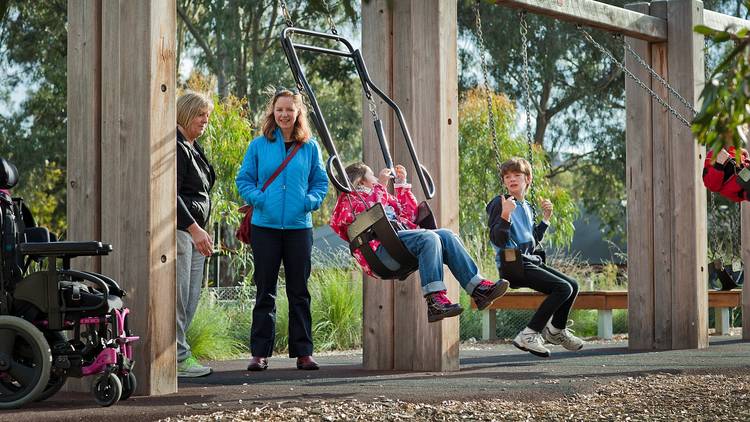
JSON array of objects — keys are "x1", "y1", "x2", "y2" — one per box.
[
  {"x1": 703, "y1": 147, "x2": 750, "y2": 202},
  {"x1": 329, "y1": 182, "x2": 418, "y2": 277}
]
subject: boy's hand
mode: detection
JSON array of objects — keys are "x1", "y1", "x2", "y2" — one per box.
[
  {"x1": 378, "y1": 168, "x2": 393, "y2": 185},
  {"x1": 394, "y1": 164, "x2": 407, "y2": 182},
  {"x1": 540, "y1": 198, "x2": 553, "y2": 221},
  {"x1": 500, "y1": 195, "x2": 516, "y2": 221},
  {"x1": 717, "y1": 149, "x2": 730, "y2": 165}
]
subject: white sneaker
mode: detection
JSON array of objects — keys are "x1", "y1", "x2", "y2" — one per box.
[
  {"x1": 513, "y1": 329, "x2": 550, "y2": 358},
  {"x1": 542, "y1": 322, "x2": 584, "y2": 351}
]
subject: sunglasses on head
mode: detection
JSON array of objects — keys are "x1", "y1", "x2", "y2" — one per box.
[{"x1": 275, "y1": 87, "x2": 300, "y2": 96}]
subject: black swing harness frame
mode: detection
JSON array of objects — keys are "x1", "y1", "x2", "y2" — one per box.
[{"x1": 280, "y1": 26, "x2": 437, "y2": 280}]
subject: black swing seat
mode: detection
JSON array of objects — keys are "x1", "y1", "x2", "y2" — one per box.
[{"x1": 347, "y1": 201, "x2": 436, "y2": 281}]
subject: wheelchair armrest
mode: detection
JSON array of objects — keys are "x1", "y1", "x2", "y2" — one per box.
[{"x1": 18, "y1": 241, "x2": 113, "y2": 257}]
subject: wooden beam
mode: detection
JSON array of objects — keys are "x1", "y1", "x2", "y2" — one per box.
[
  {"x1": 391, "y1": 0, "x2": 459, "y2": 372},
  {"x1": 741, "y1": 203, "x2": 750, "y2": 340},
  {"x1": 666, "y1": 0, "x2": 708, "y2": 350},
  {"x1": 68, "y1": 0, "x2": 177, "y2": 395},
  {"x1": 624, "y1": 2, "x2": 655, "y2": 351},
  {"x1": 361, "y1": 0, "x2": 395, "y2": 371},
  {"x1": 703, "y1": 9, "x2": 750, "y2": 33},
  {"x1": 494, "y1": 0, "x2": 668, "y2": 41}
]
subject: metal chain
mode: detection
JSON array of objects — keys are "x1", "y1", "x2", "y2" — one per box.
[
  {"x1": 621, "y1": 36, "x2": 697, "y2": 115},
  {"x1": 578, "y1": 27, "x2": 693, "y2": 128},
  {"x1": 279, "y1": 0, "x2": 294, "y2": 27},
  {"x1": 473, "y1": 2, "x2": 504, "y2": 176},
  {"x1": 520, "y1": 12, "x2": 537, "y2": 215},
  {"x1": 367, "y1": 95, "x2": 379, "y2": 120},
  {"x1": 322, "y1": 0, "x2": 339, "y2": 35}
]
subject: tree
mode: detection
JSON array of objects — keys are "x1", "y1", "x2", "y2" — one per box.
[{"x1": 0, "y1": 0, "x2": 67, "y2": 234}]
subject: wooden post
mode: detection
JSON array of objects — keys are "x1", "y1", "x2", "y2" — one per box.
[
  {"x1": 67, "y1": 0, "x2": 177, "y2": 395},
  {"x1": 741, "y1": 203, "x2": 750, "y2": 340},
  {"x1": 666, "y1": 0, "x2": 707, "y2": 349},
  {"x1": 361, "y1": 0, "x2": 395, "y2": 371},
  {"x1": 624, "y1": 2, "x2": 655, "y2": 351},
  {"x1": 362, "y1": 0, "x2": 460, "y2": 371},
  {"x1": 648, "y1": 0, "x2": 673, "y2": 350}
]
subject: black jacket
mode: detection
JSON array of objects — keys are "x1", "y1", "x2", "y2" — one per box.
[
  {"x1": 486, "y1": 195, "x2": 548, "y2": 264},
  {"x1": 177, "y1": 129, "x2": 215, "y2": 231}
]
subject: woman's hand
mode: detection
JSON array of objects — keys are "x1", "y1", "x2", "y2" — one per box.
[
  {"x1": 540, "y1": 198, "x2": 553, "y2": 221},
  {"x1": 394, "y1": 164, "x2": 407, "y2": 183},
  {"x1": 378, "y1": 168, "x2": 393, "y2": 186},
  {"x1": 188, "y1": 223, "x2": 213, "y2": 257}
]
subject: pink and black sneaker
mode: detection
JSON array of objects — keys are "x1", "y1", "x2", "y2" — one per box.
[
  {"x1": 425, "y1": 290, "x2": 463, "y2": 322},
  {"x1": 471, "y1": 279, "x2": 510, "y2": 311}
]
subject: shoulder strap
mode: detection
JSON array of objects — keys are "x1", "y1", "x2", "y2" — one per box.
[{"x1": 261, "y1": 142, "x2": 303, "y2": 192}]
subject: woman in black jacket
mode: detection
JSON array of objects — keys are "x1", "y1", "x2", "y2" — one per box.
[{"x1": 176, "y1": 91, "x2": 215, "y2": 377}]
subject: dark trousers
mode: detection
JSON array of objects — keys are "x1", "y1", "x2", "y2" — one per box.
[
  {"x1": 250, "y1": 225, "x2": 313, "y2": 358},
  {"x1": 502, "y1": 260, "x2": 579, "y2": 332}
]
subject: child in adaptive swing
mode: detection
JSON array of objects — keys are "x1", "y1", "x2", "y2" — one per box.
[
  {"x1": 329, "y1": 162, "x2": 510, "y2": 322},
  {"x1": 486, "y1": 157, "x2": 583, "y2": 358},
  {"x1": 703, "y1": 146, "x2": 750, "y2": 202}
]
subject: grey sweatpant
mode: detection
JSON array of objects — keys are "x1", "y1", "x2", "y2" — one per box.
[{"x1": 176, "y1": 229, "x2": 206, "y2": 362}]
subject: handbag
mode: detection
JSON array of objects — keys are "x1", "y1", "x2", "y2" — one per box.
[{"x1": 236, "y1": 142, "x2": 303, "y2": 244}]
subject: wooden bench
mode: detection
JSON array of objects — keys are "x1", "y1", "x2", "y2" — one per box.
[{"x1": 473, "y1": 290, "x2": 743, "y2": 340}]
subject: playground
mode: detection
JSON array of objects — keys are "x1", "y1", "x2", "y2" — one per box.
[
  {"x1": 3, "y1": 337, "x2": 750, "y2": 420},
  {"x1": 1, "y1": 0, "x2": 750, "y2": 419}
]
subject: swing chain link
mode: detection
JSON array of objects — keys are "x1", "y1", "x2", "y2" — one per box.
[
  {"x1": 621, "y1": 36, "x2": 697, "y2": 115},
  {"x1": 520, "y1": 12, "x2": 538, "y2": 216},
  {"x1": 578, "y1": 27, "x2": 693, "y2": 128},
  {"x1": 367, "y1": 95, "x2": 379, "y2": 120},
  {"x1": 473, "y1": 1, "x2": 504, "y2": 176},
  {"x1": 322, "y1": 0, "x2": 339, "y2": 35},
  {"x1": 279, "y1": 0, "x2": 294, "y2": 27}
]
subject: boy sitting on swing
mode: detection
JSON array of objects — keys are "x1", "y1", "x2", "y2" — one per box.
[
  {"x1": 487, "y1": 158, "x2": 584, "y2": 358},
  {"x1": 330, "y1": 162, "x2": 510, "y2": 322}
]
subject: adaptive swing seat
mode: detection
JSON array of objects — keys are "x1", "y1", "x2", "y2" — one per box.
[
  {"x1": 281, "y1": 26, "x2": 438, "y2": 280},
  {"x1": 0, "y1": 157, "x2": 138, "y2": 409}
]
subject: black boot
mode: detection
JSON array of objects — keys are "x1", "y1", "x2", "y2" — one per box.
[
  {"x1": 425, "y1": 290, "x2": 463, "y2": 323},
  {"x1": 471, "y1": 279, "x2": 510, "y2": 311}
]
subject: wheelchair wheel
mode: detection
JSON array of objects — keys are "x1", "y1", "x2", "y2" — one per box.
[
  {"x1": 119, "y1": 372, "x2": 137, "y2": 401},
  {"x1": 34, "y1": 331, "x2": 71, "y2": 402},
  {"x1": 91, "y1": 372, "x2": 121, "y2": 407},
  {"x1": 0, "y1": 315, "x2": 52, "y2": 409}
]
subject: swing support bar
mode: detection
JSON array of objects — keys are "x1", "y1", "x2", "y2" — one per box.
[{"x1": 280, "y1": 26, "x2": 435, "y2": 199}]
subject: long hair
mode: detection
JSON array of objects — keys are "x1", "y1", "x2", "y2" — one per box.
[
  {"x1": 177, "y1": 91, "x2": 213, "y2": 129},
  {"x1": 261, "y1": 88, "x2": 312, "y2": 143}
]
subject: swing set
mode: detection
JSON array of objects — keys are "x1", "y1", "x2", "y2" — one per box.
[{"x1": 278, "y1": 0, "x2": 437, "y2": 280}]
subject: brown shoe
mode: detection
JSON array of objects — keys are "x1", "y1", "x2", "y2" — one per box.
[
  {"x1": 247, "y1": 356, "x2": 268, "y2": 371},
  {"x1": 296, "y1": 356, "x2": 319, "y2": 370}
]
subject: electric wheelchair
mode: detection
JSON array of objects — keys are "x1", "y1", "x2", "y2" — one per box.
[{"x1": 0, "y1": 157, "x2": 138, "y2": 408}]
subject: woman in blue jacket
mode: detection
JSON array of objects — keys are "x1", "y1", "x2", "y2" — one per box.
[{"x1": 236, "y1": 88, "x2": 328, "y2": 371}]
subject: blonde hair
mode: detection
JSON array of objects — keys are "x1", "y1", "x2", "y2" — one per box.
[
  {"x1": 261, "y1": 88, "x2": 312, "y2": 143},
  {"x1": 345, "y1": 162, "x2": 370, "y2": 187},
  {"x1": 500, "y1": 157, "x2": 533, "y2": 178},
  {"x1": 177, "y1": 91, "x2": 213, "y2": 129}
]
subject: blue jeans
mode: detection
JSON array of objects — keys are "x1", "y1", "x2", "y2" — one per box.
[{"x1": 375, "y1": 228, "x2": 484, "y2": 296}]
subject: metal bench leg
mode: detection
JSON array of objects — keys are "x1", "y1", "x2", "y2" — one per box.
[
  {"x1": 597, "y1": 309, "x2": 613, "y2": 340},
  {"x1": 481, "y1": 309, "x2": 496, "y2": 341},
  {"x1": 714, "y1": 307, "x2": 731, "y2": 335}
]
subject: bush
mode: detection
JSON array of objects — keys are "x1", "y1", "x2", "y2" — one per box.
[{"x1": 186, "y1": 291, "x2": 246, "y2": 360}]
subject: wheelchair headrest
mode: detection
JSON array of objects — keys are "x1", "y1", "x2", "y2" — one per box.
[{"x1": 0, "y1": 157, "x2": 19, "y2": 189}]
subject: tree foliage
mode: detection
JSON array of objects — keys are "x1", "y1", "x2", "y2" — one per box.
[
  {"x1": 0, "y1": 0, "x2": 67, "y2": 235},
  {"x1": 459, "y1": 89, "x2": 577, "y2": 247}
]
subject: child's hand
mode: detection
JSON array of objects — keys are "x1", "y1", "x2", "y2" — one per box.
[
  {"x1": 717, "y1": 149, "x2": 730, "y2": 165},
  {"x1": 501, "y1": 195, "x2": 516, "y2": 221},
  {"x1": 394, "y1": 164, "x2": 407, "y2": 182},
  {"x1": 540, "y1": 198, "x2": 553, "y2": 220},
  {"x1": 378, "y1": 168, "x2": 393, "y2": 185}
]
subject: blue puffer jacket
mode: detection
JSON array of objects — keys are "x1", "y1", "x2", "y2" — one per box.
[{"x1": 236, "y1": 128, "x2": 328, "y2": 230}]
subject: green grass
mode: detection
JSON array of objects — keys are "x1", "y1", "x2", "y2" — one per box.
[{"x1": 186, "y1": 291, "x2": 246, "y2": 360}]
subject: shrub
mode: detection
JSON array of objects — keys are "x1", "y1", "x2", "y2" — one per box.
[{"x1": 186, "y1": 291, "x2": 246, "y2": 360}]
